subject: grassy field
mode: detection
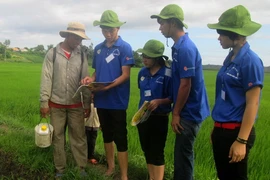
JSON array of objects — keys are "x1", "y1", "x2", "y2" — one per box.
[{"x1": 0, "y1": 62, "x2": 269, "y2": 180}]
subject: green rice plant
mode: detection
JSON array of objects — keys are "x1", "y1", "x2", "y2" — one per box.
[{"x1": 0, "y1": 62, "x2": 269, "y2": 179}]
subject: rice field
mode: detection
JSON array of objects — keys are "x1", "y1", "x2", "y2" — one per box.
[{"x1": 0, "y1": 62, "x2": 269, "y2": 180}]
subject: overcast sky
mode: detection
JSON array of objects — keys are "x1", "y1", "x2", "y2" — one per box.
[{"x1": 0, "y1": 0, "x2": 269, "y2": 66}]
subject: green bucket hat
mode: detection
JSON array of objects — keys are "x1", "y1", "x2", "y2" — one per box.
[
  {"x1": 150, "y1": 4, "x2": 188, "y2": 29},
  {"x1": 207, "y1": 5, "x2": 261, "y2": 36},
  {"x1": 93, "y1": 10, "x2": 126, "y2": 28},
  {"x1": 137, "y1": 39, "x2": 168, "y2": 60}
]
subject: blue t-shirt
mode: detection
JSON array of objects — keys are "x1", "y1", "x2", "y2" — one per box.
[
  {"x1": 92, "y1": 36, "x2": 134, "y2": 109},
  {"x1": 212, "y1": 42, "x2": 264, "y2": 122},
  {"x1": 138, "y1": 66, "x2": 172, "y2": 113},
  {"x1": 171, "y1": 33, "x2": 210, "y2": 122}
]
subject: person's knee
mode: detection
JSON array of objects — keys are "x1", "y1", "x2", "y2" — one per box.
[
  {"x1": 114, "y1": 127, "x2": 127, "y2": 151},
  {"x1": 115, "y1": 139, "x2": 127, "y2": 152},
  {"x1": 145, "y1": 152, "x2": 165, "y2": 166},
  {"x1": 151, "y1": 158, "x2": 165, "y2": 166},
  {"x1": 114, "y1": 135, "x2": 127, "y2": 152},
  {"x1": 102, "y1": 130, "x2": 113, "y2": 143}
]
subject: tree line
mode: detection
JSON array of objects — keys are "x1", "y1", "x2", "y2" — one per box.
[{"x1": 0, "y1": 40, "x2": 144, "y2": 67}]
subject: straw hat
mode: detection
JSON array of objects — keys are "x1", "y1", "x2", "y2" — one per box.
[
  {"x1": 93, "y1": 10, "x2": 126, "y2": 27},
  {"x1": 207, "y1": 5, "x2": 261, "y2": 36},
  {"x1": 151, "y1": 4, "x2": 188, "y2": 29},
  {"x1": 59, "y1": 22, "x2": 90, "y2": 40},
  {"x1": 137, "y1": 39, "x2": 168, "y2": 60}
]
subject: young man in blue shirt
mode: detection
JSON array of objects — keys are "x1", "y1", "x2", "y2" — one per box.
[
  {"x1": 82, "y1": 10, "x2": 134, "y2": 180},
  {"x1": 151, "y1": 4, "x2": 210, "y2": 180}
]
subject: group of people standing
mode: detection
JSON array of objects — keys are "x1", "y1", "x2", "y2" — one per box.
[{"x1": 40, "y1": 3, "x2": 264, "y2": 180}]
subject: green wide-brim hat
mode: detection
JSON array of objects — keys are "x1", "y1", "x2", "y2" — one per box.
[
  {"x1": 93, "y1": 10, "x2": 126, "y2": 28},
  {"x1": 137, "y1": 39, "x2": 168, "y2": 60},
  {"x1": 150, "y1": 4, "x2": 188, "y2": 29},
  {"x1": 207, "y1": 5, "x2": 261, "y2": 36}
]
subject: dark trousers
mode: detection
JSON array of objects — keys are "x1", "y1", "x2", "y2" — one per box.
[
  {"x1": 212, "y1": 126, "x2": 255, "y2": 180},
  {"x1": 85, "y1": 127, "x2": 98, "y2": 159},
  {"x1": 173, "y1": 118, "x2": 201, "y2": 180},
  {"x1": 137, "y1": 114, "x2": 169, "y2": 166}
]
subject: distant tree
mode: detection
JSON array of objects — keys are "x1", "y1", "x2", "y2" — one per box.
[
  {"x1": 33, "y1": 45, "x2": 45, "y2": 53},
  {"x1": 47, "y1": 44, "x2": 54, "y2": 52},
  {"x1": 3, "y1": 40, "x2": 10, "y2": 47},
  {"x1": 3, "y1": 39, "x2": 10, "y2": 61},
  {"x1": 81, "y1": 43, "x2": 94, "y2": 65},
  {"x1": 88, "y1": 43, "x2": 94, "y2": 60},
  {"x1": 0, "y1": 45, "x2": 4, "y2": 54},
  {"x1": 0, "y1": 45, "x2": 5, "y2": 60},
  {"x1": 133, "y1": 51, "x2": 143, "y2": 67}
]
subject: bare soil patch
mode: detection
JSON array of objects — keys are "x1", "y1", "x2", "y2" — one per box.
[{"x1": 0, "y1": 149, "x2": 51, "y2": 179}]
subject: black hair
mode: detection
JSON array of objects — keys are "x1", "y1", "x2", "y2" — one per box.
[
  {"x1": 158, "y1": 18, "x2": 184, "y2": 30},
  {"x1": 154, "y1": 57, "x2": 166, "y2": 66},
  {"x1": 216, "y1": 29, "x2": 243, "y2": 41},
  {"x1": 168, "y1": 18, "x2": 184, "y2": 30}
]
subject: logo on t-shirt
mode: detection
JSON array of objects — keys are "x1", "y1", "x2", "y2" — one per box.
[
  {"x1": 140, "y1": 76, "x2": 145, "y2": 81},
  {"x1": 183, "y1": 66, "x2": 195, "y2": 71},
  {"x1": 226, "y1": 66, "x2": 239, "y2": 79},
  {"x1": 156, "y1": 76, "x2": 164, "y2": 84}
]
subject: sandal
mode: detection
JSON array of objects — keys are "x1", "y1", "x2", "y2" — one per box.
[
  {"x1": 55, "y1": 172, "x2": 63, "y2": 179},
  {"x1": 88, "y1": 158, "x2": 98, "y2": 165}
]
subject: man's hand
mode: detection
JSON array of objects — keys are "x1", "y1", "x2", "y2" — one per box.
[
  {"x1": 171, "y1": 113, "x2": 184, "y2": 134},
  {"x1": 40, "y1": 108, "x2": 50, "y2": 118},
  {"x1": 84, "y1": 108, "x2": 90, "y2": 118},
  {"x1": 81, "y1": 76, "x2": 94, "y2": 85}
]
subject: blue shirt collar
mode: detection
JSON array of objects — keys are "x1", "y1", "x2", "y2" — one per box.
[
  {"x1": 101, "y1": 36, "x2": 123, "y2": 47},
  {"x1": 172, "y1": 33, "x2": 189, "y2": 50},
  {"x1": 224, "y1": 42, "x2": 250, "y2": 66},
  {"x1": 145, "y1": 66, "x2": 166, "y2": 77}
]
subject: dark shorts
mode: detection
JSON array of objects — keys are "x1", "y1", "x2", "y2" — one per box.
[
  {"x1": 97, "y1": 108, "x2": 128, "y2": 152},
  {"x1": 137, "y1": 114, "x2": 169, "y2": 165}
]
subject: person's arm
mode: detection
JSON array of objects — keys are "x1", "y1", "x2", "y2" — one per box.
[
  {"x1": 90, "y1": 71, "x2": 96, "y2": 82},
  {"x1": 229, "y1": 86, "x2": 261, "y2": 163},
  {"x1": 148, "y1": 98, "x2": 172, "y2": 112},
  {"x1": 238, "y1": 86, "x2": 261, "y2": 140},
  {"x1": 40, "y1": 50, "x2": 54, "y2": 118},
  {"x1": 81, "y1": 71, "x2": 96, "y2": 84},
  {"x1": 171, "y1": 78, "x2": 191, "y2": 134},
  {"x1": 81, "y1": 51, "x2": 90, "y2": 80},
  {"x1": 172, "y1": 78, "x2": 191, "y2": 115},
  {"x1": 148, "y1": 73, "x2": 173, "y2": 111},
  {"x1": 81, "y1": 53, "x2": 91, "y2": 110}
]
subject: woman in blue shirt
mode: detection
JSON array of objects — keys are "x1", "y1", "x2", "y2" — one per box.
[
  {"x1": 207, "y1": 5, "x2": 264, "y2": 180},
  {"x1": 136, "y1": 39, "x2": 172, "y2": 180}
]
